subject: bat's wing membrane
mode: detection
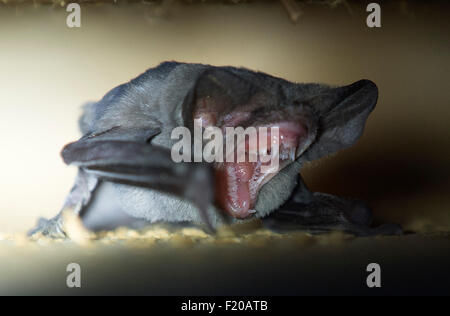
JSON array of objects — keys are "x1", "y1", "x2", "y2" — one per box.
[
  {"x1": 62, "y1": 126, "x2": 217, "y2": 232},
  {"x1": 263, "y1": 176, "x2": 403, "y2": 236}
]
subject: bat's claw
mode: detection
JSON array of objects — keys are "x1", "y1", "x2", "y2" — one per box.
[{"x1": 28, "y1": 214, "x2": 67, "y2": 239}]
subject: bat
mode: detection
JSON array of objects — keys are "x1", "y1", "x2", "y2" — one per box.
[{"x1": 29, "y1": 62, "x2": 402, "y2": 238}]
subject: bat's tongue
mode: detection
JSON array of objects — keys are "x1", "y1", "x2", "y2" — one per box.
[{"x1": 215, "y1": 161, "x2": 256, "y2": 219}]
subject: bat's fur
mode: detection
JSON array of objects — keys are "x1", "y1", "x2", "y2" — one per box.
[
  {"x1": 79, "y1": 62, "x2": 307, "y2": 226},
  {"x1": 29, "y1": 61, "x2": 402, "y2": 237}
]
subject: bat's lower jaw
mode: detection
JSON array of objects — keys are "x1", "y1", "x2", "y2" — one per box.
[
  {"x1": 194, "y1": 114, "x2": 312, "y2": 220},
  {"x1": 214, "y1": 158, "x2": 295, "y2": 219}
]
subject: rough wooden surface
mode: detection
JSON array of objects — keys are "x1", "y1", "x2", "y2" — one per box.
[{"x1": 0, "y1": 224, "x2": 449, "y2": 295}]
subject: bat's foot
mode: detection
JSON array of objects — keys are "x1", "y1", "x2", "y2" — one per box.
[
  {"x1": 262, "y1": 177, "x2": 403, "y2": 236},
  {"x1": 28, "y1": 214, "x2": 67, "y2": 239}
]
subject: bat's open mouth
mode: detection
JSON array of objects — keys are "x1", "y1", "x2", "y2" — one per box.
[{"x1": 214, "y1": 121, "x2": 308, "y2": 219}]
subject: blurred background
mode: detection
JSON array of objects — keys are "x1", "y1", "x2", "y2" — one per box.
[{"x1": 0, "y1": 0, "x2": 449, "y2": 233}]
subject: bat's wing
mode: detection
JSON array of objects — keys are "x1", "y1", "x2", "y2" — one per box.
[
  {"x1": 263, "y1": 195, "x2": 403, "y2": 236},
  {"x1": 263, "y1": 176, "x2": 403, "y2": 236},
  {"x1": 61, "y1": 126, "x2": 218, "y2": 232}
]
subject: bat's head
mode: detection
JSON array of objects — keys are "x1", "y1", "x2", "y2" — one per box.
[{"x1": 182, "y1": 67, "x2": 378, "y2": 220}]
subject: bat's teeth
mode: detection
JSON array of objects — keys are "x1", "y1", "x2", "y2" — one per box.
[
  {"x1": 290, "y1": 147, "x2": 296, "y2": 161},
  {"x1": 248, "y1": 209, "x2": 257, "y2": 214}
]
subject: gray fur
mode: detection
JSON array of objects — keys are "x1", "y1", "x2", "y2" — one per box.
[{"x1": 29, "y1": 61, "x2": 384, "y2": 236}]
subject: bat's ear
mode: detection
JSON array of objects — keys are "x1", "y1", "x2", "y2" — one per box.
[{"x1": 303, "y1": 79, "x2": 378, "y2": 161}]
